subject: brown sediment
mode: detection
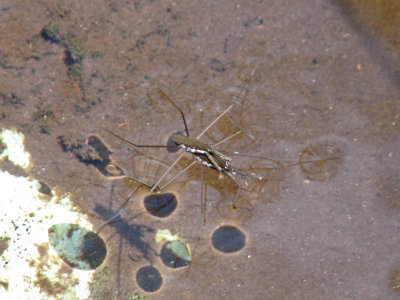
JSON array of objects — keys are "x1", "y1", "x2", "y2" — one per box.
[{"x1": 0, "y1": 0, "x2": 399, "y2": 299}]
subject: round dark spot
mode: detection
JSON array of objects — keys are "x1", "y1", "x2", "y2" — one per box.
[
  {"x1": 211, "y1": 225, "x2": 246, "y2": 253},
  {"x1": 136, "y1": 266, "x2": 162, "y2": 292},
  {"x1": 81, "y1": 231, "x2": 107, "y2": 269},
  {"x1": 160, "y1": 241, "x2": 191, "y2": 268},
  {"x1": 144, "y1": 193, "x2": 177, "y2": 218},
  {"x1": 48, "y1": 223, "x2": 107, "y2": 270},
  {"x1": 167, "y1": 131, "x2": 183, "y2": 153},
  {"x1": 312, "y1": 58, "x2": 318, "y2": 65}
]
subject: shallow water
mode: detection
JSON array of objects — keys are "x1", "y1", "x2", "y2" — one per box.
[{"x1": 0, "y1": 0, "x2": 399, "y2": 299}]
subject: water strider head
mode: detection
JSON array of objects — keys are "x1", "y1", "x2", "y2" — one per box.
[{"x1": 172, "y1": 134, "x2": 210, "y2": 152}]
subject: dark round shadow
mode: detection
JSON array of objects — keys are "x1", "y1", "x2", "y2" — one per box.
[
  {"x1": 48, "y1": 223, "x2": 107, "y2": 270},
  {"x1": 167, "y1": 131, "x2": 183, "y2": 153},
  {"x1": 144, "y1": 193, "x2": 177, "y2": 218},
  {"x1": 160, "y1": 241, "x2": 191, "y2": 268},
  {"x1": 211, "y1": 225, "x2": 246, "y2": 253},
  {"x1": 136, "y1": 266, "x2": 163, "y2": 292}
]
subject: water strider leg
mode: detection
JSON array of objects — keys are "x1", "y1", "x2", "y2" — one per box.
[
  {"x1": 222, "y1": 169, "x2": 244, "y2": 204},
  {"x1": 204, "y1": 151, "x2": 223, "y2": 172},
  {"x1": 185, "y1": 164, "x2": 207, "y2": 276},
  {"x1": 156, "y1": 89, "x2": 190, "y2": 137},
  {"x1": 103, "y1": 128, "x2": 172, "y2": 149},
  {"x1": 150, "y1": 151, "x2": 186, "y2": 192},
  {"x1": 212, "y1": 130, "x2": 242, "y2": 148},
  {"x1": 159, "y1": 160, "x2": 197, "y2": 191}
]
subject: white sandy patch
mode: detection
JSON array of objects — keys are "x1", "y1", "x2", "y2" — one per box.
[
  {"x1": 0, "y1": 129, "x2": 95, "y2": 299},
  {"x1": 0, "y1": 129, "x2": 31, "y2": 169}
]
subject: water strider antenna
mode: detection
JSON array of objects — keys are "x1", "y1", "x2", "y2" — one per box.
[{"x1": 156, "y1": 89, "x2": 190, "y2": 137}]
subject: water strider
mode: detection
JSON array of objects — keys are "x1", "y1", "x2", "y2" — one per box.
[{"x1": 104, "y1": 65, "x2": 263, "y2": 195}]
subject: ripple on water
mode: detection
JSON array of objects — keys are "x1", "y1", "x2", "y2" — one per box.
[{"x1": 299, "y1": 142, "x2": 344, "y2": 182}]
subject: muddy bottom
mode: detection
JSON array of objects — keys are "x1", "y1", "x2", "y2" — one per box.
[{"x1": 0, "y1": 0, "x2": 399, "y2": 299}]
